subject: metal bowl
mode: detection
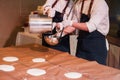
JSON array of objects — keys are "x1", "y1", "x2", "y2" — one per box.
[{"x1": 44, "y1": 35, "x2": 59, "y2": 46}]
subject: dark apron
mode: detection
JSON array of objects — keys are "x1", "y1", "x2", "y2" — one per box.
[
  {"x1": 76, "y1": 14, "x2": 107, "y2": 65},
  {"x1": 42, "y1": 11, "x2": 70, "y2": 53}
]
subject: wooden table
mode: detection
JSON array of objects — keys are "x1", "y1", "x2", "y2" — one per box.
[{"x1": 0, "y1": 44, "x2": 120, "y2": 80}]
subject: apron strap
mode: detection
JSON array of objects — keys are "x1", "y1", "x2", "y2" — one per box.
[
  {"x1": 62, "y1": 0, "x2": 70, "y2": 14},
  {"x1": 67, "y1": 0, "x2": 78, "y2": 19},
  {"x1": 80, "y1": 0, "x2": 94, "y2": 17},
  {"x1": 80, "y1": 0, "x2": 85, "y2": 15},
  {"x1": 52, "y1": 0, "x2": 59, "y2": 8},
  {"x1": 88, "y1": 0, "x2": 94, "y2": 17},
  {"x1": 52, "y1": 0, "x2": 70, "y2": 14}
]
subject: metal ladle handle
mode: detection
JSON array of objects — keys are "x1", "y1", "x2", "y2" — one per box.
[{"x1": 59, "y1": 27, "x2": 64, "y2": 40}]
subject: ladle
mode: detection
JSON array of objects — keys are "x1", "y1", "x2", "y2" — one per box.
[{"x1": 44, "y1": 27, "x2": 64, "y2": 46}]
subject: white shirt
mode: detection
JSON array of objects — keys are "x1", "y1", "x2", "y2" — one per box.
[
  {"x1": 43, "y1": 0, "x2": 73, "y2": 20},
  {"x1": 72, "y1": 0, "x2": 109, "y2": 36}
]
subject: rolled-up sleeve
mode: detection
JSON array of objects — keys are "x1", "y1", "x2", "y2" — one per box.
[
  {"x1": 43, "y1": 0, "x2": 56, "y2": 7},
  {"x1": 86, "y1": 0, "x2": 109, "y2": 35}
]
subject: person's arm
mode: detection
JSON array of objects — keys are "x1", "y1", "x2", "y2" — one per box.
[
  {"x1": 64, "y1": 0, "x2": 109, "y2": 35},
  {"x1": 63, "y1": 22, "x2": 88, "y2": 35},
  {"x1": 42, "y1": 0, "x2": 56, "y2": 16},
  {"x1": 63, "y1": 26, "x2": 76, "y2": 34},
  {"x1": 72, "y1": 22, "x2": 89, "y2": 31},
  {"x1": 43, "y1": 0, "x2": 56, "y2": 8},
  {"x1": 86, "y1": 0, "x2": 109, "y2": 34}
]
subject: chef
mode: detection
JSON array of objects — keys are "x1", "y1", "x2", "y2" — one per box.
[
  {"x1": 42, "y1": 0, "x2": 73, "y2": 53},
  {"x1": 60, "y1": 0, "x2": 109, "y2": 65}
]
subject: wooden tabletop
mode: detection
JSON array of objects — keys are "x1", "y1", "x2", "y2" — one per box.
[{"x1": 0, "y1": 44, "x2": 120, "y2": 80}]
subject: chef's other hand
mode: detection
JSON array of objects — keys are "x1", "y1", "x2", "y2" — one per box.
[
  {"x1": 48, "y1": 8, "x2": 56, "y2": 17},
  {"x1": 56, "y1": 23, "x2": 64, "y2": 32},
  {"x1": 52, "y1": 22, "x2": 57, "y2": 30},
  {"x1": 64, "y1": 26, "x2": 75, "y2": 34},
  {"x1": 43, "y1": 6, "x2": 51, "y2": 15},
  {"x1": 55, "y1": 31, "x2": 66, "y2": 38}
]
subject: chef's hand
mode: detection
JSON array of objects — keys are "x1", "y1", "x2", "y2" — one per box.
[
  {"x1": 55, "y1": 23, "x2": 64, "y2": 32},
  {"x1": 55, "y1": 20, "x2": 74, "y2": 32},
  {"x1": 43, "y1": 6, "x2": 51, "y2": 15},
  {"x1": 52, "y1": 22, "x2": 56, "y2": 30},
  {"x1": 55, "y1": 31, "x2": 66, "y2": 38},
  {"x1": 47, "y1": 8, "x2": 56, "y2": 17},
  {"x1": 63, "y1": 26, "x2": 76, "y2": 34},
  {"x1": 55, "y1": 26, "x2": 75, "y2": 38}
]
